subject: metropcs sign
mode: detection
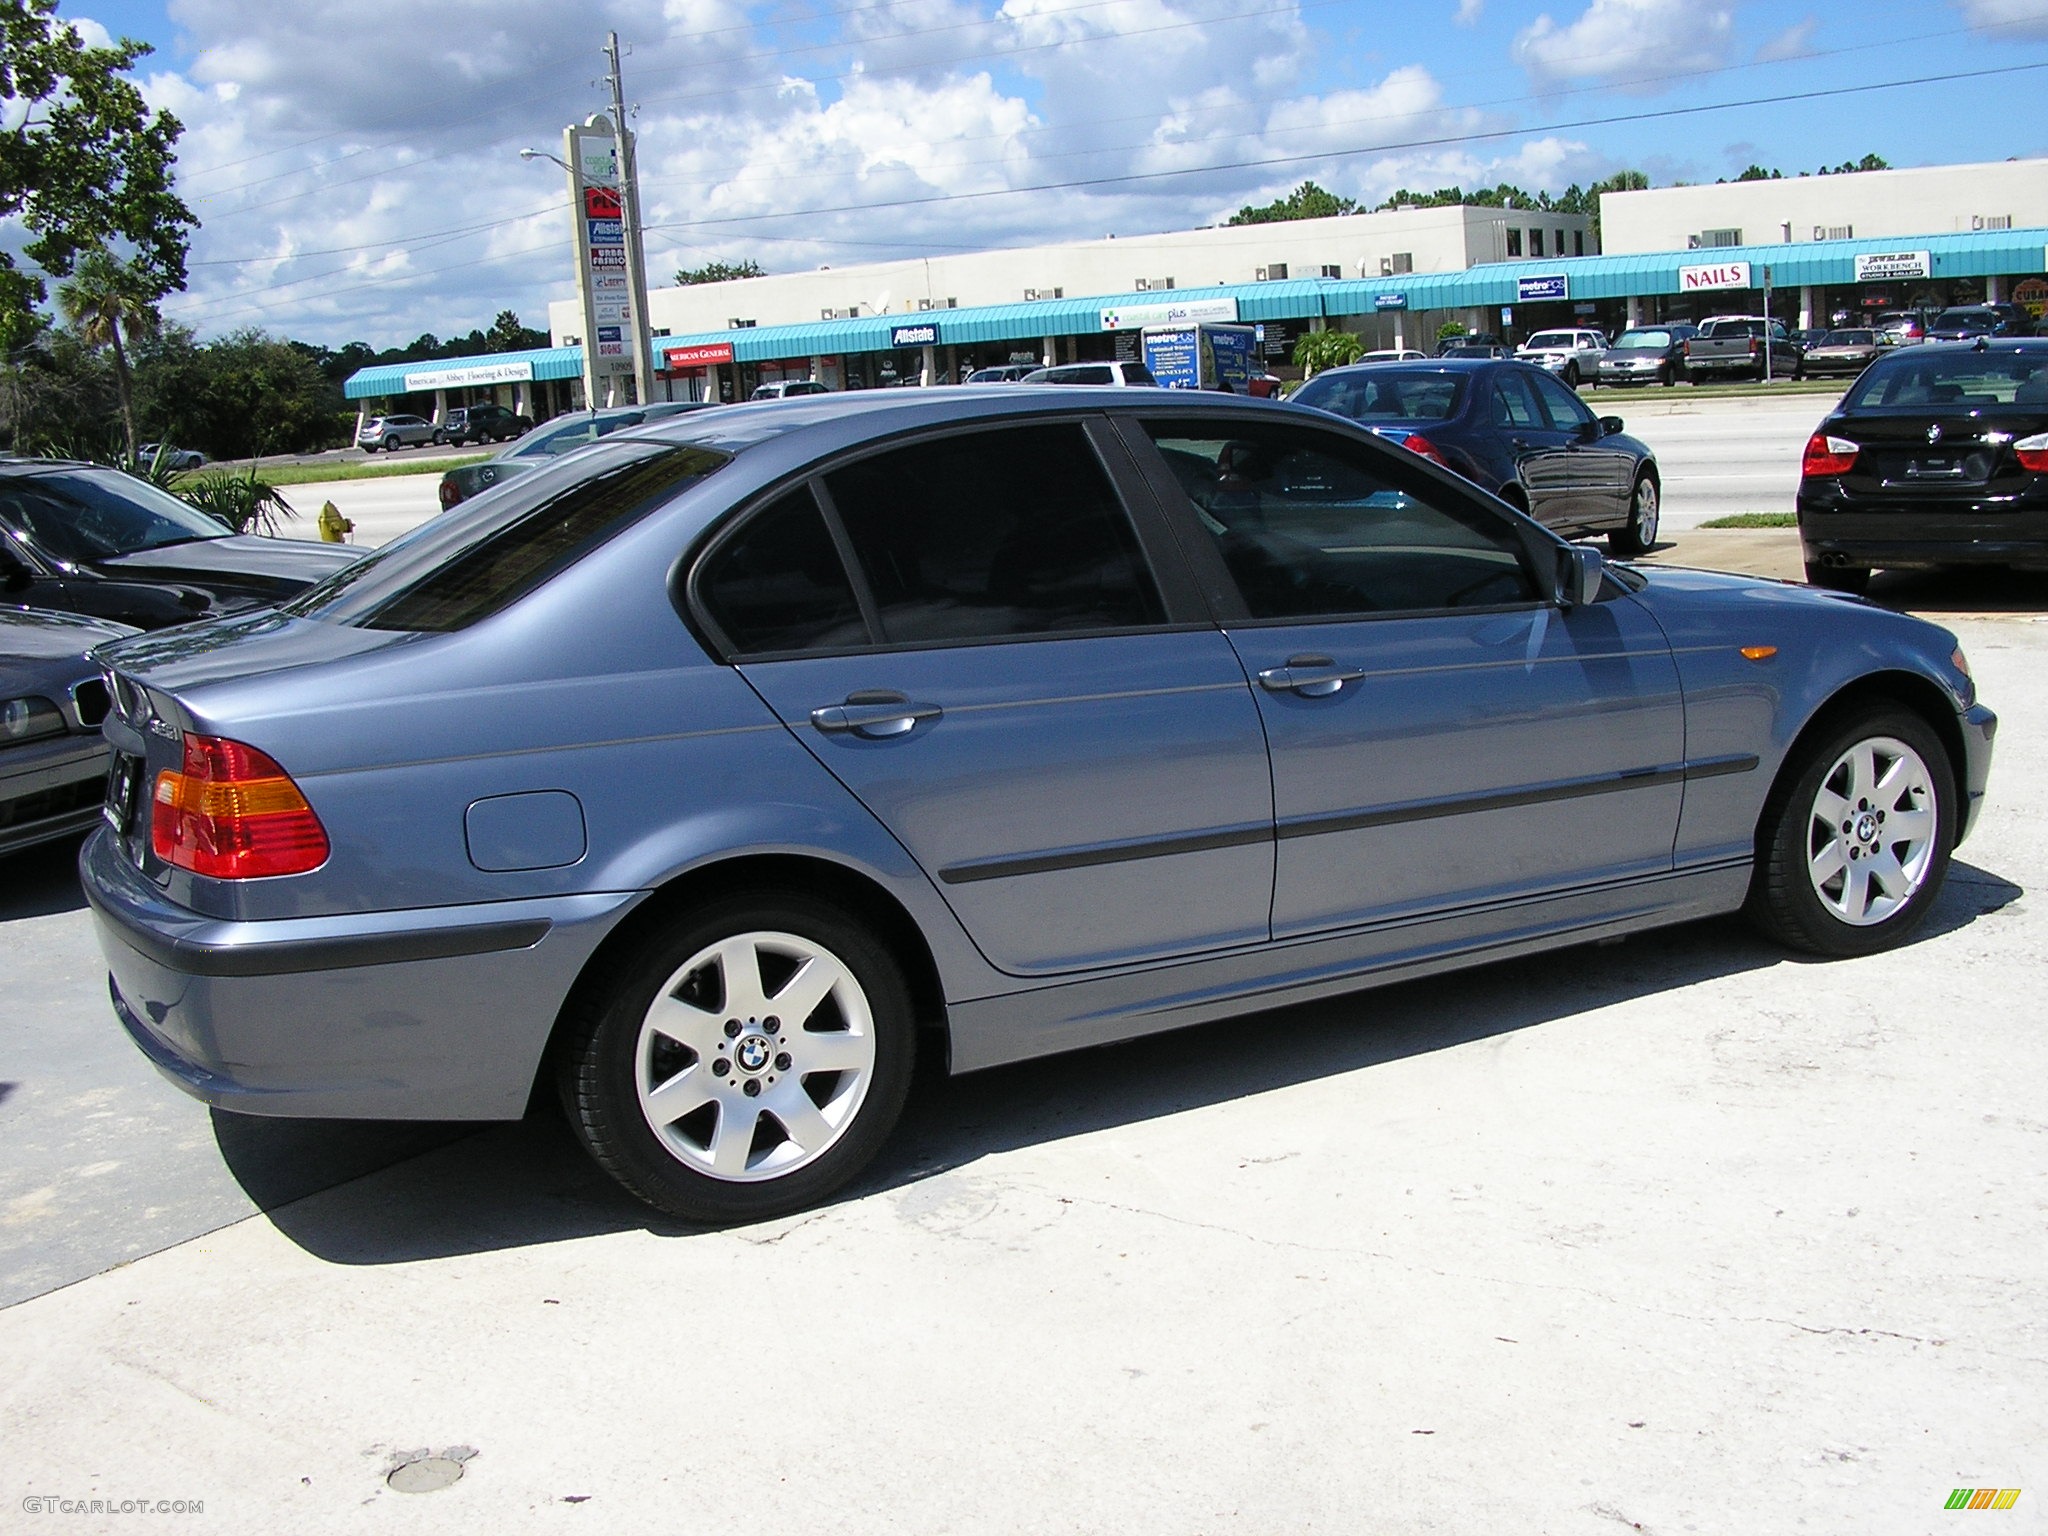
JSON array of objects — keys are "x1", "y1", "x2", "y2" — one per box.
[{"x1": 1679, "y1": 261, "x2": 1752, "y2": 292}]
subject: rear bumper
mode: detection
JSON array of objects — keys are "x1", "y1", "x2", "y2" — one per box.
[
  {"x1": 81, "y1": 826, "x2": 639, "y2": 1120},
  {"x1": 1797, "y1": 489, "x2": 2048, "y2": 571}
]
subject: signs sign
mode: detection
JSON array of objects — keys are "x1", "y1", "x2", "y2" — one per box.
[
  {"x1": 402, "y1": 360, "x2": 535, "y2": 392},
  {"x1": 1854, "y1": 250, "x2": 1932, "y2": 282},
  {"x1": 1680, "y1": 260, "x2": 1751, "y2": 292},
  {"x1": 1099, "y1": 296, "x2": 1238, "y2": 331},
  {"x1": 664, "y1": 342, "x2": 735, "y2": 369},
  {"x1": 1515, "y1": 273, "x2": 1569, "y2": 303},
  {"x1": 890, "y1": 323, "x2": 940, "y2": 347}
]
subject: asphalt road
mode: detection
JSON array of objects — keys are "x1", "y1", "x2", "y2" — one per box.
[{"x1": 282, "y1": 389, "x2": 1832, "y2": 550}]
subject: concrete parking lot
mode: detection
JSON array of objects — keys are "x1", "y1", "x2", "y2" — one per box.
[{"x1": 2, "y1": 415, "x2": 2042, "y2": 1529}]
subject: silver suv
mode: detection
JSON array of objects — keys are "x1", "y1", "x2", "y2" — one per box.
[
  {"x1": 1514, "y1": 329, "x2": 1609, "y2": 387},
  {"x1": 356, "y1": 414, "x2": 437, "y2": 452}
]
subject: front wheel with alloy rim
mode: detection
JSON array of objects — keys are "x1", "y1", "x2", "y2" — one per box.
[
  {"x1": 1746, "y1": 707, "x2": 1955, "y2": 957},
  {"x1": 557, "y1": 894, "x2": 916, "y2": 1223},
  {"x1": 1608, "y1": 474, "x2": 1660, "y2": 556}
]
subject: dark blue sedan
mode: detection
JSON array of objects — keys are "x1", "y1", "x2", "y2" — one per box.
[
  {"x1": 1292, "y1": 358, "x2": 1664, "y2": 555},
  {"x1": 82, "y1": 389, "x2": 1994, "y2": 1223}
]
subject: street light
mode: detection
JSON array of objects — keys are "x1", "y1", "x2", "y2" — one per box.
[{"x1": 519, "y1": 147, "x2": 568, "y2": 172}]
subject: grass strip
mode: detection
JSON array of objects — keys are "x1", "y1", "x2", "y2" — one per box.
[{"x1": 1699, "y1": 512, "x2": 1798, "y2": 528}]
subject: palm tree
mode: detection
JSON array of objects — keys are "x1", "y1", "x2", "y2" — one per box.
[{"x1": 58, "y1": 251, "x2": 158, "y2": 460}]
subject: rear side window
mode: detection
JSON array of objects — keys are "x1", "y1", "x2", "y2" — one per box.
[
  {"x1": 822, "y1": 423, "x2": 1163, "y2": 644},
  {"x1": 696, "y1": 488, "x2": 866, "y2": 655}
]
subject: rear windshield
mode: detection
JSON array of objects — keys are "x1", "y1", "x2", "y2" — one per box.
[
  {"x1": 1844, "y1": 350, "x2": 2048, "y2": 410},
  {"x1": 0, "y1": 467, "x2": 230, "y2": 561},
  {"x1": 1932, "y1": 309, "x2": 1996, "y2": 330},
  {"x1": 287, "y1": 442, "x2": 729, "y2": 631},
  {"x1": 1293, "y1": 368, "x2": 1466, "y2": 422}
]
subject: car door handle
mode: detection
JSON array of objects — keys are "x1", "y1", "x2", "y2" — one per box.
[
  {"x1": 1256, "y1": 656, "x2": 1364, "y2": 698},
  {"x1": 809, "y1": 691, "x2": 942, "y2": 738}
]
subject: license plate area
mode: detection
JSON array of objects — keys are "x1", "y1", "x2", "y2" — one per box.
[{"x1": 104, "y1": 751, "x2": 143, "y2": 836}]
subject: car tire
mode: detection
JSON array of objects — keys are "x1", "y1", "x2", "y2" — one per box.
[
  {"x1": 383, "y1": 435, "x2": 402, "y2": 452},
  {"x1": 1745, "y1": 706, "x2": 1954, "y2": 958},
  {"x1": 1608, "y1": 474, "x2": 1660, "y2": 556},
  {"x1": 1660, "y1": 364, "x2": 1675, "y2": 387},
  {"x1": 1804, "y1": 560, "x2": 1871, "y2": 594},
  {"x1": 1563, "y1": 363, "x2": 1580, "y2": 388},
  {"x1": 557, "y1": 891, "x2": 917, "y2": 1224}
]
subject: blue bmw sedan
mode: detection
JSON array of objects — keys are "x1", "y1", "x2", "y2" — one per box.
[{"x1": 82, "y1": 390, "x2": 1995, "y2": 1222}]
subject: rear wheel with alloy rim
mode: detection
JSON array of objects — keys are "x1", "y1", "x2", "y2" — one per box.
[
  {"x1": 1746, "y1": 708, "x2": 1954, "y2": 957},
  {"x1": 1608, "y1": 474, "x2": 1660, "y2": 556},
  {"x1": 558, "y1": 893, "x2": 915, "y2": 1223}
]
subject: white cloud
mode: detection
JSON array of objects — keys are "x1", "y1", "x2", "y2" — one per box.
[
  {"x1": 1954, "y1": 0, "x2": 2048, "y2": 36},
  {"x1": 1512, "y1": 0, "x2": 1733, "y2": 93},
  {"x1": 1756, "y1": 17, "x2": 1817, "y2": 61},
  {"x1": 1454, "y1": 0, "x2": 1483, "y2": 24}
]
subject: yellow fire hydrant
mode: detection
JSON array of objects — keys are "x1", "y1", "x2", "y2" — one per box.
[{"x1": 317, "y1": 500, "x2": 354, "y2": 543}]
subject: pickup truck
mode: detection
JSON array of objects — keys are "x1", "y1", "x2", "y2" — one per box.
[{"x1": 1681, "y1": 317, "x2": 1804, "y2": 381}]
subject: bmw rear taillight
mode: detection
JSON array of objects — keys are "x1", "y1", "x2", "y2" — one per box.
[
  {"x1": 1398, "y1": 433, "x2": 1452, "y2": 468},
  {"x1": 1802, "y1": 432, "x2": 1860, "y2": 477},
  {"x1": 151, "y1": 734, "x2": 329, "y2": 879},
  {"x1": 2015, "y1": 432, "x2": 2048, "y2": 473}
]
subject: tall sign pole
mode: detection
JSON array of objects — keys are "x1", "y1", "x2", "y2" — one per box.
[
  {"x1": 604, "y1": 32, "x2": 654, "y2": 406},
  {"x1": 563, "y1": 115, "x2": 636, "y2": 407}
]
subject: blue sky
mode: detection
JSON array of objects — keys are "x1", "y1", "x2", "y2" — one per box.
[{"x1": 51, "y1": 0, "x2": 2048, "y2": 347}]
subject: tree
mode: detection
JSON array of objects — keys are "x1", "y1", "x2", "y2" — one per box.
[
  {"x1": 57, "y1": 249, "x2": 156, "y2": 457},
  {"x1": 484, "y1": 309, "x2": 548, "y2": 352},
  {"x1": 674, "y1": 259, "x2": 765, "y2": 285},
  {"x1": 0, "y1": 1, "x2": 196, "y2": 351},
  {"x1": 1291, "y1": 329, "x2": 1363, "y2": 378},
  {"x1": 1230, "y1": 182, "x2": 1359, "y2": 226}
]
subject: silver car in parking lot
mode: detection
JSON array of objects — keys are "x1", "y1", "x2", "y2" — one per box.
[
  {"x1": 84, "y1": 390, "x2": 1995, "y2": 1223},
  {"x1": 356, "y1": 414, "x2": 438, "y2": 452}
]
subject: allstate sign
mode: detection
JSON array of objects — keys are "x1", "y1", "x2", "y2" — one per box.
[
  {"x1": 1680, "y1": 261, "x2": 1752, "y2": 292},
  {"x1": 890, "y1": 324, "x2": 939, "y2": 347},
  {"x1": 1515, "y1": 273, "x2": 1569, "y2": 303}
]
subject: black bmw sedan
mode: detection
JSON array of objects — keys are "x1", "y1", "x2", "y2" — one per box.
[
  {"x1": 0, "y1": 460, "x2": 360, "y2": 629},
  {"x1": 1291, "y1": 358, "x2": 1665, "y2": 554},
  {"x1": 1797, "y1": 338, "x2": 2048, "y2": 591}
]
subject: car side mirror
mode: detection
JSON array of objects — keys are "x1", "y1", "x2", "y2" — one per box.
[
  {"x1": 1556, "y1": 542, "x2": 1605, "y2": 607},
  {"x1": 1599, "y1": 415, "x2": 1624, "y2": 436}
]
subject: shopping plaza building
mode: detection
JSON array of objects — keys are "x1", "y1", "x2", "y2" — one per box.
[{"x1": 344, "y1": 155, "x2": 2048, "y2": 422}]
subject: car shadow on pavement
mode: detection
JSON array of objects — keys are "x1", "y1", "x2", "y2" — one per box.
[
  {"x1": 239, "y1": 855, "x2": 2021, "y2": 1266},
  {"x1": 1868, "y1": 567, "x2": 2048, "y2": 614},
  {"x1": 0, "y1": 835, "x2": 89, "y2": 921}
]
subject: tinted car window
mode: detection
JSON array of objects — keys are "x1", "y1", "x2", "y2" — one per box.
[
  {"x1": 1122, "y1": 363, "x2": 1158, "y2": 385},
  {"x1": 1294, "y1": 369, "x2": 1464, "y2": 422},
  {"x1": 1042, "y1": 365, "x2": 1114, "y2": 385},
  {"x1": 1528, "y1": 370, "x2": 1594, "y2": 430},
  {"x1": 1846, "y1": 352, "x2": 2048, "y2": 409},
  {"x1": 0, "y1": 469, "x2": 230, "y2": 562},
  {"x1": 697, "y1": 488, "x2": 866, "y2": 655},
  {"x1": 1143, "y1": 421, "x2": 1536, "y2": 618},
  {"x1": 1490, "y1": 373, "x2": 1543, "y2": 429},
  {"x1": 823, "y1": 424, "x2": 1163, "y2": 644},
  {"x1": 295, "y1": 444, "x2": 729, "y2": 632}
]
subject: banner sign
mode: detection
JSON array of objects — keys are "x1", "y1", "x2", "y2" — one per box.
[
  {"x1": 403, "y1": 360, "x2": 534, "y2": 392},
  {"x1": 1515, "y1": 273, "x2": 1569, "y2": 303},
  {"x1": 664, "y1": 342, "x2": 735, "y2": 369},
  {"x1": 1854, "y1": 250, "x2": 1931, "y2": 282},
  {"x1": 890, "y1": 324, "x2": 940, "y2": 347},
  {"x1": 1099, "y1": 296, "x2": 1238, "y2": 331},
  {"x1": 1679, "y1": 261, "x2": 1751, "y2": 292}
]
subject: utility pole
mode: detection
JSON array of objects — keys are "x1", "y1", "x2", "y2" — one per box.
[{"x1": 604, "y1": 31, "x2": 655, "y2": 406}]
